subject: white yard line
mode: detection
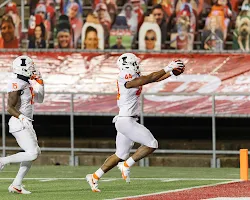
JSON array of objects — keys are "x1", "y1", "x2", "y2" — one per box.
[
  {"x1": 0, "y1": 177, "x2": 239, "y2": 181},
  {"x1": 107, "y1": 180, "x2": 241, "y2": 200}
]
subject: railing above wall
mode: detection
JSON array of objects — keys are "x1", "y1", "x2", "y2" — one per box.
[{"x1": 1, "y1": 92, "x2": 250, "y2": 167}]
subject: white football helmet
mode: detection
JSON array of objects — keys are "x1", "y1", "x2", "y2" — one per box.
[
  {"x1": 12, "y1": 56, "x2": 35, "y2": 78},
  {"x1": 117, "y1": 53, "x2": 140, "y2": 75}
]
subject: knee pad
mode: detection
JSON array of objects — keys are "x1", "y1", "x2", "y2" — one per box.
[
  {"x1": 28, "y1": 146, "x2": 40, "y2": 161},
  {"x1": 115, "y1": 151, "x2": 130, "y2": 161},
  {"x1": 149, "y1": 139, "x2": 158, "y2": 149},
  {"x1": 37, "y1": 146, "x2": 41, "y2": 155}
]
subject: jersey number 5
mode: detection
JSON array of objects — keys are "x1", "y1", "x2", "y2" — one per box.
[{"x1": 12, "y1": 83, "x2": 18, "y2": 89}]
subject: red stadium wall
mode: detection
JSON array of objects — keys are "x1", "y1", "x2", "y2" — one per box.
[{"x1": 1, "y1": 52, "x2": 250, "y2": 115}]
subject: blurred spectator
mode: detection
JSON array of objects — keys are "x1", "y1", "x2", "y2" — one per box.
[
  {"x1": 93, "y1": 0, "x2": 118, "y2": 24},
  {"x1": 67, "y1": 2, "x2": 83, "y2": 48},
  {"x1": 129, "y1": 0, "x2": 145, "y2": 29},
  {"x1": 55, "y1": 15, "x2": 72, "y2": 48},
  {"x1": 152, "y1": 0, "x2": 173, "y2": 18},
  {"x1": 28, "y1": 14, "x2": 44, "y2": 40},
  {"x1": 94, "y1": 3, "x2": 112, "y2": 48},
  {"x1": 30, "y1": 0, "x2": 40, "y2": 15},
  {"x1": 206, "y1": 0, "x2": 232, "y2": 40},
  {"x1": 175, "y1": 0, "x2": 204, "y2": 17},
  {"x1": 46, "y1": 0, "x2": 56, "y2": 41},
  {"x1": 5, "y1": 2, "x2": 21, "y2": 40},
  {"x1": 111, "y1": 35, "x2": 126, "y2": 49},
  {"x1": 119, "y1": 3, "x2": 138, "y2": 36},
  {"x1": 35, "y1": 4, "x2": 51, "y2": 42},
  {"x1": 144, "y1": 29, "x2": 157, "y2": 50},
  {"x1": 202, "y1": 16, "x2": 224, "y2": 50},
  {"x1": 0, "y1": 15, "x2": 18, "y2": 48},
  {"x1": 64, "y1": 0, "x2": 83, "y2": 15},
  {"x1": 233, "y1": 10, "x2": 250, "y2": 51},
  {"x1": 28, "y1": 24, "x2": 46, "y2": 48},
  {"x1": 138, "y1": 16, "x2": 162, "y2": 50},
  {"x1": 151, "y1": 4, "x2": 168, "y2": 48},
  {"x1": 170, "y1": 15, "x2": 194, "y2": 50},
  {"x1": 57, "y1": 29, "x2": 72, "y2": 48},
  {"x1": 176, "y1": 2, "x2": 197, "y2": 32},
  {"x1": 82, "y1": 26, "x2": 99, "y2": 49}
]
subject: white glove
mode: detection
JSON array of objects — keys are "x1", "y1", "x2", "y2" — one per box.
[
  {"x1": 31, "y1": 69, "x2": 43, "y2": 84},
  {"x1": 31, "y1": 69, "x2": 42, "y2": 80},
  {"x1": 18, "y1": 114, "x2": 33, "y2": 130},
  {"x1": 164, "y1": 60, "x2": 185, "y2": 75}
]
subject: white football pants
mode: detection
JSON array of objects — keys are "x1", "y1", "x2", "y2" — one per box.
[
  {"x1": 1, "y1": 127, "x2": 40, "y2": 186},
  {"x1": 114, "y1": 117, "x2": 158, "y2": 160}
]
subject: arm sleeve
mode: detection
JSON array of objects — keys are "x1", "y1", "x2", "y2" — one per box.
[{"x1": 33, "y1": 84, "x2": 45, "y2": 103}]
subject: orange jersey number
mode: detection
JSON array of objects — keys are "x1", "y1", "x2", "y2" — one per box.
[
  {"x1": 125, "y1": 74, "x2": 132, "y2": 79},
  {"x1": 12, "y1": 83, "x2": 18, "y2": 89}
]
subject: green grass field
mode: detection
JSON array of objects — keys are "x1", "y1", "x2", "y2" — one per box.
[{"x1": 0, "y1": 165, "x2": 242, "y2": 200}]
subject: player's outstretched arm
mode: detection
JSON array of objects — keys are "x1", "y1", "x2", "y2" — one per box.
[
  {"x1": 7, "y1": 91, "x2": 21, "y2": 118},
  {"x1": 125, "y1": 69, "x2": 167, "y2": 88},
  {"x1": 126, "y1": 60, "x2": 185, "y2": 88}
]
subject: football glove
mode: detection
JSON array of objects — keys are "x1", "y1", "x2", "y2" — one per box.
[
  {"x1": 18, "y1": 114, "x2": 34, "y2": 130},
  {"x1": 164, "y1": 59, "x2": 185, "y2": 76},
  {"x1": 31, "y1": 69, "x2": 43, "y2": 84}
]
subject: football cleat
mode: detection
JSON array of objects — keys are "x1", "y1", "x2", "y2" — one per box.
[
  {"x1": 86, "y1": 174, "x2": 101, "y2": 192},
  {"x1": 117, "y1": 162, "x2": 131, "y2": 183},
  {"x1": 8, "y1": 184, "x2": 31, "y2": 194}
]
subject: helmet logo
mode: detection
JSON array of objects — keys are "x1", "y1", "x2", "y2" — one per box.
[
  {"x1": 122, "y1": 56, "x2": 127, "y2": 65},
  {"x1": 20, "y1": 59, "x2": 26, "y2": 66}
]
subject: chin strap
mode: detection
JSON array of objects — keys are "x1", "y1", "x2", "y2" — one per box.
[{"x1": 17, "y1": 74, "x2": 29, "y2": 83}]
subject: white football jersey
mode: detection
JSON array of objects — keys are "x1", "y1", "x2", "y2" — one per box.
[
  {"x1": 116, "y1": 71, "x2": 142, "y2": 117},
  {"x1": 7, "y1": 78, "x2": 34, "y2": 133}
]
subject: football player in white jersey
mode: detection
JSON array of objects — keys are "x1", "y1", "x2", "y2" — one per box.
[
  {"x1": 86, "y1": 53, "x2": 185, "y2": 192},
  {"x1": 0, "y1": 55, "x2": 44, "y2": 194}
]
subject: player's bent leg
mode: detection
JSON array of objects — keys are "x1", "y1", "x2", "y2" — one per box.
[
  {"x1": 131, "y1": 145, "x2": 156, "y2": 162},
  {"x1": 11, "y1": 161, "x2": 32, "y2": 190},
  {"x1": 115, "y1": 132, "x2": 134, "y2": 183},
  {"x1": 86, "y1": 154, "x2": 121, "y2": 192},
  {"x1": 115, "y1": 117, "x2": 158, "y2": 150},
  {"x1": 0, "y1": 129, "x2": 40, "y2": 165},
  {"x1": 115, "y1": 117, "x2": 158, "y2": 181}
]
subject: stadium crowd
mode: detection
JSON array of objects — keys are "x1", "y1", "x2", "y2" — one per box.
[{"x1": 0, "y1": 0, "x2": 249, "y2": 51}]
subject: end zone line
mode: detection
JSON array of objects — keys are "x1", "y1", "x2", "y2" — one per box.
[{"x1": 109, "y1": 180, "x2": 241, "y2": 200}]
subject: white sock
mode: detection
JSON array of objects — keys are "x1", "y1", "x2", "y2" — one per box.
[
  {"x1": 1, "y1": 152, "x2": 36, "y2": 165},
  {"x1": 12, "y1": 161, "x2": 32, "y2": 186},
  {"x1": 125, "y1": 157, "x2": 135, "y2": 167},
  {"x1": 93, "y1": 168, "x2": 105, "y2": 179}
]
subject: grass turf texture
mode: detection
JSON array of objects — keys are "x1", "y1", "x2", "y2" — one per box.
[{"x1": 0, "y1": 165, "x2": 242, "y2": 200}]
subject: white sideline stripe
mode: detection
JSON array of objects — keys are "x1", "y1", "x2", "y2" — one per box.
[
  {"x1": 0, "y1": 177, "x2": 239, "y2": 181},
  {"x1": 109, "y1": 180, "x2": 241, "y2": 200}
]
